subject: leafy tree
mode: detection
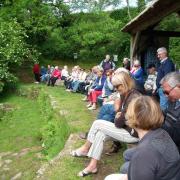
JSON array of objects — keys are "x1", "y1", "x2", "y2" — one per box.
[
  {"x1": 137, "y1": 0, "x2": 145, "y2": 12},
  {"x1": 66, "y1": 0, "x2": 122, "y2": 12},
  {"x1": 0, "y1": 18, "x2": 38, "y2": 92}
]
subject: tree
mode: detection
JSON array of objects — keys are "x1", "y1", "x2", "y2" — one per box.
[
  {"x1": 126, "y1": 0, "x2": 132, "y2": 20},
  {"x1": 137, "y1": 0, "x2": 145, "y2": 12},
  {"x1": 65, "y1": 0, "x2": 122, "y2": 12},
  {"x1": 0, "y1": 18, "x2": 38, "y2": 92}
]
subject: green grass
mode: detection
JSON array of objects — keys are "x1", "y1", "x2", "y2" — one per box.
[
  {"x1": 0, "y1": 90, "x2": 47, "y2": 179},
  {"x1": 0, "y1": 95, "x2": 45, "y2": 152},
  {"x1": 0, "y1": 83, "x2": 124, "y2": 179}
]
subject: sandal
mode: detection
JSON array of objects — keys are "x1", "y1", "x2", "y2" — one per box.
[
  {"x1": 78, "y1": 168, "x2": 98, "y2": 177},
  {"x1": 70, "y1": 149, "x2": 87, "y2": 157},
  {"x1": 105, "y1": 142, "x2": 122, "y2": 156}
]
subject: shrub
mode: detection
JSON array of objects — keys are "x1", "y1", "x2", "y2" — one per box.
[{"x1": 0, "y1": 18, "x2": 39, "y2": 92}]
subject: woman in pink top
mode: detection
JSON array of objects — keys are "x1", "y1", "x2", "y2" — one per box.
[{"x1": 47, "y1": 66, "x2": 61, "y2": 86}]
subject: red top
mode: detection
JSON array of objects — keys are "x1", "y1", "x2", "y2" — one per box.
[
  {"x1": 52, "y1": 69, "x2": 61, "y2": 79},
  {"x1": 33, "y1": 64, "x2": 40, "y2": 74}
]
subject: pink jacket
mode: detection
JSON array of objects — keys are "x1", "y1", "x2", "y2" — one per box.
[{"x1": 52, "y1": 69, "x2": 61, "y2": 79}]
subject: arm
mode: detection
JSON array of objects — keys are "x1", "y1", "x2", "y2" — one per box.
[
  {"x1": 114, "y1": 98, "x2": 121, "y2": 112},
  {"x1": 163, "y1": 60, "x2": 175, "y2": 75},
  {"x1": 112, "y1": 61, "x2": 116, "y2": 70},
  {"x1": 128, "y1": 150, "x2": 157, "y2": 180},
  {"x1": 106, "y1": 78, "x2": 114, "y2": 90},
  {"x1": 94, "y1": 77, "x2": 106, "y2": 91},
  {"x1": 132, "y1": 68, "x2": 143, "y2": 79}
]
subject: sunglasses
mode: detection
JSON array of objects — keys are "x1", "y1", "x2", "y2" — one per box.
[
  {"x1": 163, "y1": 85, "x2": 177, "y2": 96},
  {"x1": 114, "y1": 84, "x2": 122, "y2": 89}
]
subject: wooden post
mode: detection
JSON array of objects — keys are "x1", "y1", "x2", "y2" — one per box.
[{"x1": 130, "y1": 31, "x2": 140, "y2": 66}]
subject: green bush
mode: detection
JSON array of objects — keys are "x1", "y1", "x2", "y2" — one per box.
[
  {"x1": 0, "y1": 18, "x2": 38, "y2": 92},
  {"x1": 38, "y1": 90, "x2": 70, "y2": 159}
]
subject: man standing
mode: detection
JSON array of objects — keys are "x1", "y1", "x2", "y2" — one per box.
[
  {"x1": 156, "y1": 47, "x2": 175, "y2": 110},
  {"x1": 161, "y1": 72, "x2": 180, "y2": 152},
  {"x1": 99, "y1": 54, "x2": 115, "y2": 74}
]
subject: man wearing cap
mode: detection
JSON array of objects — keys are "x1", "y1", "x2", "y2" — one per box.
[
  {"x1": 144, "y1": 64, "x2": 157, "y2": 96},
  {"x1": 156, "y1": 47, "x2": 175, "y2": 110}
]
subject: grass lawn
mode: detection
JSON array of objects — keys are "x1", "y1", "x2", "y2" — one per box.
[
  {"x1": 0, "y1": 91, "x2": 46, "y2": 179},
  {"x1": 0, "y1": 84, "x2": 125, "y2": 180}
]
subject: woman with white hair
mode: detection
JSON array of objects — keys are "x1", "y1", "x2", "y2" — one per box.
[
  {"x1": 61, "y1": 65, "x2": 69, "y2": 80},
  {"x1": 71, "y1": 72, "x2": 140, "y2": 177},
  {"x1": 47, "y1": 66, "x2": 61, "y2": 86},
  {"x1": 130, "y1": 60, "x2": 144, "y2": 88}
]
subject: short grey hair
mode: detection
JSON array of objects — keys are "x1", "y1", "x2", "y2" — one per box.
[
  {"x1": 160, "y1": 72, "x2": 180, "y2": 87},
  {"x1": 134, "y1": 60, "x2": 141, "y2": 66},
  {"x1": 157, "y1": 47, "x2": 167, "y2": 54}
]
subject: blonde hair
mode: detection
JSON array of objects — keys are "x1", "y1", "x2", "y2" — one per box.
[
  {"x1": 112, "y1": 72, "x2": 135, "y2": 93},
  {"x1": 126, "y1": 96, "x2": 164, "y2": 130},
  {"x1": 114, "y1": 67, "x2": 130, "y2": 75}
]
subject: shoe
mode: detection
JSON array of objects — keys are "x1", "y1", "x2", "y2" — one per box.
[
  {"x1": 105, "y1": 142, "x2": 122, "y2": 155},
  {"x1": 86, "y1": 103, "x2": 92, "y2": 108},
  {"x1": 78, "y1": 168, "x2": 98, "y2": 177},
  {"x1": 88, "y1": 106, "x2": 96, "y2": 110},
  {"x1": 79, "y1": 132, "x2": 88, "y2": 139},
  {"x1": 70, "y1": 149, "x2": 87, "y2": 157},
  {"x1": 66, "y1": 89, "x2": 71, "y2": 92}
]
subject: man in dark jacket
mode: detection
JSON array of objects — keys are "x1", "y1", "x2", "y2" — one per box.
[
  {"x1": 161, "y1": 71, "x2": 180, "y2": 152},
  {"x1": 99, "y1": 54, "x2": 115, "y2": 74},
  {"x1": 156, "y1": 47, "x2": 175, "y2": 110}
]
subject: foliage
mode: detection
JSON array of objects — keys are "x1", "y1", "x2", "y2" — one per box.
[
  {"x1": 38, "y1": 89, "x2": 70, "y2": 159},
  {"x1": 169, "y1": 38, "x2": 180, "y2": 69},
  {"x1": 0, "y1": 18, "x2": 38, "y2": 92},
  {"x1": 66, "y1": 0, "x2": 123, "y2": 12},
  {"x1": 55, "y1": 12, "x2": 131, "y2": 62},
  {"x1": 156, "y1": 13, "x2": 180, "y2": 67}
]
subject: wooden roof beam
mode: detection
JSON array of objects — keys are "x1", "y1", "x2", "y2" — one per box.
[
  {"x1": 122, "y1": 0, "x2": 180, "y2": 34},
  {"x1": 141, "y1": 30, "x2": 180, "y2": 37}
]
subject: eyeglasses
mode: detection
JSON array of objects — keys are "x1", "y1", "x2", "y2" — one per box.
[{"x1": 163, "y1": 85, "x2": 177, "y2": 96}]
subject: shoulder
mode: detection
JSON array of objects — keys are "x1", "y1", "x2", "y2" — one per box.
[
  {"x1": 164, "y1": 58, "x2": 174, "y2": 65},
  {"x1": 150, "y1": 129, "x2": 179, "y2": 161}
]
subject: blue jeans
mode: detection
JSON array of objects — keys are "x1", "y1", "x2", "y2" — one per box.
[
  {"x1": 158, "y1": 87, "x2": 168, "y2": 111},
  {"x1": 72, "y1": 81, "x2": 80, "y2": 92},
  {"x1": 120, "y1": 147, "x2": 137, "y2": 174},
  {"x1": 97, "y1": 104, "x2": 115, "y2": 123}
]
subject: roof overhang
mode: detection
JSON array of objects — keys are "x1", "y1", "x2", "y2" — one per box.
[{"x1": 121, "y1": 0, "x2": 180, "y2": 34}]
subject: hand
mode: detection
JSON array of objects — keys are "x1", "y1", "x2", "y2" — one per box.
[
  {"x1": 121, "y1": 174, "x2": 128, "y2": 180},
  {"x1": 115, "y1": 112, "x2": 121, "y2": 119}
]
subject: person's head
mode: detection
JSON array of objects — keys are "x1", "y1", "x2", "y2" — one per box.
[
  {"x1": 147, "y1": 64, "x2": 156, "y2": 74},
  {"x1": 157, "y1": 47, "x2": 168, "y2": 61},
  {"x1": 112, "y1": 72, "x2": 135, "y2": 95},
  {"x1": 114, "y1": 67, "x2": 130, "y2": 75},
  {"x1": 64, "y1": 65, "x2": 68, "y2": 70},
  {"x1": 55, "y1": 66, "x2": 58, "y2": 70},
  {"x1": 123, "y1": 58, "x2": 130, "y2": 65},
  {"x1": 97, "y1": 69, "x2": 104, "y2": 77},
  {"x1": 105, "y1": 54, "x2": 110, "y2": 61},
  {"x1": 106, "y1": 69, "x2": 114, "y2": 77},
  {"x1": 47, "y1": 65, "x2": 51, "y2": 69},
  {"x1": 126, "y1": 96, "x2": 164, "y2": 131},
  {"x1": 133, "y1": 60, "x2": 141, "y2": 68},
  {"x1": 92, "y1": 66, "x2": 99, "y2": 74},
  {"x1": 160, "y1": 72, "x2": 180, "y2": 101}
]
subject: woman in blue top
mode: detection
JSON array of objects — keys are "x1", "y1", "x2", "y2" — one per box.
[
  {"x1": 130, "y1": 60, "x2": 144, "y2": 88},
  {"x1": 87, "y1": 69, "x2": 106, "y2": 110}
]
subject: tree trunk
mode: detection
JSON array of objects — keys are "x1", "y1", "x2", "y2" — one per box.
[{"x1": 126, "y1": 0, "x2": 132, "y2": 20}]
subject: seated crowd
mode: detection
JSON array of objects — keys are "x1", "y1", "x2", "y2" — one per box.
[{"x1": 33, "y1": 48, "x2": 180, "y2": 179}]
